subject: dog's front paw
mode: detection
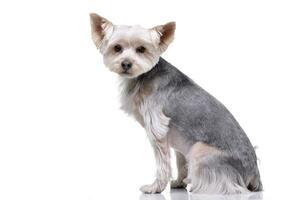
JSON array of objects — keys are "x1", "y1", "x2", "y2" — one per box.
[
  {"x1": 170, "y1": 179, "x2": 187, "y2": 189},
  {"x1": 140, "y1": 179, "x2": 167, "y2": 194}
]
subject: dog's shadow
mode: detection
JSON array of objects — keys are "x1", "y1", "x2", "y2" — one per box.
[{"x1": 140, "y1": 189, "x2": 263, "y2": 200}]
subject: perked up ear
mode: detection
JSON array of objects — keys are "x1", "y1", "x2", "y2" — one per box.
[
  {"x1": 152, "y1": 21, "x2": 176, "y2": 53},
  {"x1": 89, "y1": 13, "x2": 113, "y2": 49}
]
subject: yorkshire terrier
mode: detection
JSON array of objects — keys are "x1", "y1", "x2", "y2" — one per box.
[{"x1": 89, "y1": 13, "x2": 262, "y2": 194}]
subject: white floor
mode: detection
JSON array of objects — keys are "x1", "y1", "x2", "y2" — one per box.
[{"x1": 139, "y1": 189, "x2": 263, "y2": 200}]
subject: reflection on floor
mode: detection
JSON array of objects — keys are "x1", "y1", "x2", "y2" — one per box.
[{"x1": 140, "y1": 189, "x2": 263, "y2": 200}]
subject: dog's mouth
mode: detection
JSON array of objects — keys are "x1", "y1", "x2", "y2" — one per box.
[
  {"x1": 121, "y1": 70, "x2": 130, "y2": 75},
  {"x1": 120, "y1": 70, "x2": 133, "y2": 77}
]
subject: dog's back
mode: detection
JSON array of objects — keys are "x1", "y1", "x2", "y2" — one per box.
[{"x1": 137, "y1": 57, "x2": 262, "y2": 194}]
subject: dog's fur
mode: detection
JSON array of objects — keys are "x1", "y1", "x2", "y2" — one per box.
[{"x1": 89, "y1": 13, "x2": 262, "y2": 194}]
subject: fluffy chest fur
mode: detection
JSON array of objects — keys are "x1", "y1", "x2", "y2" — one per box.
[{"x1": 119, "y1": 78, "x2": 170, "y2": 140}]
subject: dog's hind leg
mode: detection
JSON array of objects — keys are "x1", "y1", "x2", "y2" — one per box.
[
  {"x1": 171, "y1": 151, "x2": 188, "y2": 189},
  {"x1": 187, "y1": 142, "x2": 249, "y2": 194}
]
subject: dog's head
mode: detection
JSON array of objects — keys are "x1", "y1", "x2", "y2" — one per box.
[{"x1": 90, "y1": 13, "x2": 176, "y2": 78}]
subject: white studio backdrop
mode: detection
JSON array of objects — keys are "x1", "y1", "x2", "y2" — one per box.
[{"x1": 0, "y1": 0, "x2": 299, "y2": 200}]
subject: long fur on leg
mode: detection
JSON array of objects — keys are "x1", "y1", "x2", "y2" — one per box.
[{"x1": 188, "y1": 154, "x2": 250, "y2": 194}]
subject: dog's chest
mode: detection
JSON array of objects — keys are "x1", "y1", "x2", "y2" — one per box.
[
  {"x1": 119, "y1": 79, "x2": 170, "y2": 139},
  {"x1": 121, "y1": 86, "x2": 193, "y2": 154},
  {"x1": 119, "y1": 79, "x2": 153, "y2": 126}
]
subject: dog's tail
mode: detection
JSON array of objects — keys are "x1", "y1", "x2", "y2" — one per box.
[
  {"x1": 246, "y1": 172, "x2": 263, "y2": 192},
  {"x1": 246, "y1": 146, "x2": 263, "y2": 192},
  {"x1": 188, "y1": 154, "x2": 254, "y2": 194}
]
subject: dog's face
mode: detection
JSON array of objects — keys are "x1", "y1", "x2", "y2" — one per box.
[{"x1": 90, "y1": 13, "x2": 176, "y2": 78}]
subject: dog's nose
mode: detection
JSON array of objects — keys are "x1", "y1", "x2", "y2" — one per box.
[{"x1": 121, "y1": 60, "x2": 132, "y2": 71}]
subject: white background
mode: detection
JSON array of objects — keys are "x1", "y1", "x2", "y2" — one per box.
[{"x1": 0, "y1": 0, "x2": 300, "y2": 200}]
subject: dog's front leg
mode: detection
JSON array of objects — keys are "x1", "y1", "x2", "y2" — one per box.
[
  {"x1": 139, "y1": 109, "x2": 171, "y2": 194},
  {"x1": 140, "y1": 137, "x2": 171, "y2": 194}
]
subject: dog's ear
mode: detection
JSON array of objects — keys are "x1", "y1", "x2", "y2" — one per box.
[
  {"x1": 89, "y1": 13, "x2": 113, "y2": 49},
  {"x1": 151, "y1": 22, "x2": 176, "y2": 53}
]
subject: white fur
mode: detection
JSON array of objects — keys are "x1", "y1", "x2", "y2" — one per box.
[
  {"x1": 139, "y1": 102, "x2": 170, "y2": 140},
  {"x1": 101, "y1": 25, "x2": 161, "y2": 78},
  {"x1": 119, "y1": 78, "x2": 170, "y2": 139}
]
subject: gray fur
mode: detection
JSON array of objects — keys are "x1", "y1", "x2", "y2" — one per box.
[{"x1": 125, "y1": 57, "x2": 262, "y2": 194}]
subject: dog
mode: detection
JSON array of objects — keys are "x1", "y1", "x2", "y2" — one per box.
[{"x1": 89, "y1": 13, "x2": 262, "y2": 194}]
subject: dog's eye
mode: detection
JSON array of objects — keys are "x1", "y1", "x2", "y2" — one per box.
[
  {"x1": 136, "y1": 46, "x2": 146, "y2": 53},
  {"x1": 114, "y1": 44, "x2": 122, "y2": 53}
]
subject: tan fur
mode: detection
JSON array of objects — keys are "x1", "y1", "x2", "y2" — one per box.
[
  {"x1": 152, "y1": 22, "x2": 176, "y2": 52},
  {"x1": 89, "y1": 13, "x2": 113, "y2": 49},
  {"x1": 133, "y1": 84, "x2": 153, "y2": 104},
  {"x1": 132, "y1": 83, "x2": 153, "y2": 127},
  {"x1": 168, "y1": 128, "x2": 193, "y2": 156},
  {"x1": 189, "y1": 142, "x2": 222, "y2": 160}
]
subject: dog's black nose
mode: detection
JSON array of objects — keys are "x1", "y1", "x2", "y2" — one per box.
[{"x1": 121, "y1": 60, "x2": 132, "y2": 71}]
